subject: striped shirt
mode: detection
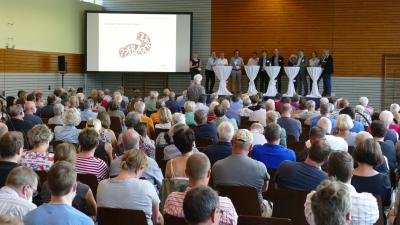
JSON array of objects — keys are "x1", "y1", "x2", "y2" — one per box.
[
  {"x1": 0, "y1": 186, "x2": 37, "y2": 221},
  {"x1": 75, "y1": 156, "x2": 109, "y2": 181},
  {"x1": 164, "y1": 188, "x2": 238, "y2": 225}
]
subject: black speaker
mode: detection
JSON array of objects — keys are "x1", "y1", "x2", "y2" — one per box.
[{"x1": 58, "y1": 56, "x2": 66, "y2": 72}]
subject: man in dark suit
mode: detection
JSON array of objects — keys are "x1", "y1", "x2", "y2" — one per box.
[
  {"x1": 319, "y1": 49, "x2": 334, "y2": 97},
  {"x1": 257, "y1": 50, "x2": 271, "y2": 93},
  {"x1": 270, "y1": 48, "x2": 284, "y2": 93},
  {"x1": 295, "y1": 49, "x2": 308, "y2": 95}
]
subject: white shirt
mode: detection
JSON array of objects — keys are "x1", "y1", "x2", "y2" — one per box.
[
  {"x1": 251, "y1": 131, "x2": 267, "y2": 146},
  {"x1": 206, "y1": 57, "x2": 217, "y2": 71},
  {"x1": 0, "y1": 186, "x2": 37, "y2": 221},
  {"x1": 249, "y1": 109, "x2": 267, "y2": 127},
  {"x1": 215, "y1": 58, "x2": 228, "y2": 66},
  {"x1": 247, "y1": 58, "x2": 259, "y2": 66},
  {"x1": 195, "y1": 102, "x2": 209, "y2": 114},
  {"x1": 305, "y1": 135, "x2": 348, "y2": 151},
  {"x1": 304, "y1": 183, "x2": 379, "y2": 225}
]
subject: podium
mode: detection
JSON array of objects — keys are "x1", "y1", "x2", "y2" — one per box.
[
  {"x1": 244, "y1": 65, "x2": 260, "y2": 96},
  {"x1": 307, "y1": 67, "x2": 323, "y2": 98},
  {"x1": 264, "y1": 66, "x2": 281, "y2": 96},
  {"x1": 213, "y1": 65, "x2": 233, "y2": 96},
  {"x1": 283, "y1": 66, "x2": 300, "y2": 97}
]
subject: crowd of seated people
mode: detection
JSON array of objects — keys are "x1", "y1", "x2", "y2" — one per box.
[{"x1": 2, "y1": 81, "x2": 400, "y2": 225}]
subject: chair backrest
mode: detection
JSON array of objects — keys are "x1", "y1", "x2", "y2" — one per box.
[
  {"x1": 35, "y1": 171, "x2": 48, "y2": 185},
  {"x1": 195, "y1": 138, "x2": 213, "y2": 149},
  {"x1": 77, "y1": 173, "x2": 98, "y2": 199},
  {"x1": 42, "y1": 117, "x2": 49, "y2": 125},
  {"x1": 271, "y1": 188, "x2": 309, "y2": 225},
  {"x1": 262, "y1": 169, "x2": 276, "y2": 202},
  {"x1": 164, "y1": 214, "x2": 188, "y2": 225},
  {"x1": 216, "y1": 185, "x2": 262, "y2": 216},
  {"x1": 374, "y1": 195, "x2": 384, "y2": 225},
  {"x1": 238, "y1": 215, "x2": 292, "y2": 225},
  {"x1": 76, "y1": 121, "x2": 87, "y2": 129},
  {"x1": 97, "y1": 207, "x2": 147, "y2": 225},
  {"x1": 51, "y1": 140, "x2": 64, "y2": 150},
  {"x1": 110, "y1": 116, "x2": 123, "y2": 137},
  {"x1": 46, "y1": 124, "x2": 58, "y2": 132},
  {"x1": 286, "y1": 135, "x2": 297, "y2": 150}
]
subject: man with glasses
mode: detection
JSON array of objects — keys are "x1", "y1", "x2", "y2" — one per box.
[{"x1": 0, "y1": 166, "x2": 38, "y2": 221}]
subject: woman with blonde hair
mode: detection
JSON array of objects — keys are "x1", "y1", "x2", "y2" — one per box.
[
  {"x1": 96, "y1": 111, "x2": 117, "y2": 148},
  {"x1": 155, "y1": 107, "x2": 172, "y2": 129},
  {"x1": 184, "y1": 101, "x2": 197, "y2": 126},
  {"x1": 336, "y1": 114, "x2": 357, "y2": 147}
]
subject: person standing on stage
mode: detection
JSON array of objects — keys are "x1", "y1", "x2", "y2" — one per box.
[
  {"x1": 288, "y1": 54, "x2": 298, "y2": 66},
  {"x1": 247, "y1": 52, "x2": 259, "y2": 65},
  {"x1": 215, "y1": 52, "x2": 228, "y2": 66},
  {"x1": 229, "y1": 50, "x2": 244, "y2": 94},
  {"x1": 320, "y1": 49, "x2": 334, "y2": 97},
  {"x1": 309, "y1": 51, "x2": 321, "y2": 91},
  {"x1": 205, "y1": 52, "x2": 217, "y2": 94},
  {"x1": 190, "y1": 53, "x2": 201, "y2": 80},
  {"x1": 257, "y1": 50, "x2": 271, "y2": 93},
  {"x1": 270, "y1": 48, "x2": 284, "y2": 93},
  {"x1": 296, "y1": 49, "x2": 308, "y2": 96}
]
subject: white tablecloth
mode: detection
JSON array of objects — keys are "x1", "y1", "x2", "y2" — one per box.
[
  {"x1": 307, "y1": 67, "x2": 324, "y2": 98},
  {"x1": 283, "y1": 67, "x2": 300, "y2": 97},
  {"x1": 244, "y1": 65, "x2": 260, "y2": 96},
  {"x1": 213, "y1": 65, "x2": 233, "y2": 95},
  {"x1": 264, "y1": 66, "x2": 281, "y2": 96}
]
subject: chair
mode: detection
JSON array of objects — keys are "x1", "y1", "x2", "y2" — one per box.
[
  {"x1": 35, "y1": 171, "x2": 48, "y2": 185},
  {"x1": 238, "y1": 215, "x2": 292, "y2": 225},
  {"x1": 46, "y1": 124, "x2": 58, "y2": 132},
  {"x1": 374, "y1": 195, "x2": 384, "y2": 225},
  {"x1": 77, "y1": 173, "x2": 98, "y2": 199},
  {"x1": 164, "y1": 214, "x2": 188, "y2": 225},
  {"x1": 216, "y1": 185, "x2": 262, "y2": 216},
  {"x1": 271, "y1": 188, "x2": 309, "y2": 225},
  {"x1": 42, "y1": 117, "x2": 49, "y2": 124},
  {"x1": 195, "y1": 138, "x2": 213, "y2": 150},
  {"x1": 262, "y1": 169, "x2": 276, "y2": 201},
  {"x1": 51, "y1": 140, "x2": 64, "y2": 150},
  {"x1": 286, "y1": 135, "x2": 297, "y2": 151},
  {"x1": 97, "y1": 207, "x2": 147, "y2": 225},
  {"x1": 110, "y1": 116, "x2": 123, "y2": 137},
  {"x1": 76, "y1": 121, "x2": 87, "y2": 129}
]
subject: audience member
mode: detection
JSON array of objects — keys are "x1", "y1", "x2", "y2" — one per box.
[
  {"x1": 6, "y1": 104, "x2": 34, "y2": 141},
  {"x1": 145, "y1": 91, "x2": 159, "y2": 113},
  {"x1": 249, "y1": 100, "x2": 267, "y2": 127},
  {"x1": 339, "y1": 106, "x2": 364, "y2": 133},
  {"x1": 86, "y1": 119, "x2": 113, "y2": 165},
  {"x1": 21, "y1": 125, "x2": 53, "y2": 171},
  {"x1": 336, "y1": 114, "x2": 357, "y2": 147},
  {"x1": 0, "y1": 132, "x2": 23, "y2": 187},
  {"x1": 135, "y1": 122, "x2": 156, "y2": 159},
  {"x1": 207, "y1": 101, "x2": 219, "y2": 122},
  {"x1": 214, "y1": 105, "x2": 238, "y2": 132},
  {"x1": 187, "y1": 74, "x2": 206, "y2": 102},
  {"x1": 108, "y1": 100, "x2": 125, "y2": 127},
  {"x1": 155, "y1": 107, "x2": 172, "y2": 129},
  {"x1": 54, "y1": 108, "x2": 81, "y2": 144},
  {"x1": 239, "y1": 97, "x2": 253, "y2": 117},
  {"x1": 248, "y1": 95, "x2": 261, "y2": 111},
  {"x1": 193, "y1": 109, "x2": 218, "y2": 143},
  {"x1": 379, "y1": 110, "x2": 398, "y2": 145},
  {"x1": 0, "y1": 215, "x2": 23, "y2": 225},
  {"x1": 184, "y1": 101, "x2": 197, "y2": 126},
  {"x1": 183, "y1": 186, "x2": 220, "y2": 225},
  {"x1": 48, "y1": 103, "x2": 64, "y2": 125},
  {"x1": 305, "y1": 117, "x2": 348, "y2": 151},
  {"x1": 354, "y1": 105, "x2": 371, "y2": 127},
  {"x1": 298, "y1": 100, "x2": 320, "y2": 120},
  {"x1": 223, "y1": 99, "x2": 240, "y2": 125},
  {"x1": 359, "y1": 96, "x2": 374, "y2": 115},
  {"x1": 38, "y1": 95, "x2": 56, "y2": 118},
  {"x1": 250, "y1": 123, "x2": 267, "y2": 146},
  {"x1": 355, "y1": 131, "x2": 373, "y2": 146},
  {"x1": 266, "y1": 111, "x2": 287, "y2": 147},
  {"x1": 203, "y1": 122, "x2": 234, "y2": 166},
  {"x1": 277, "y1": 103, "x2": 302, "y2": 141},
  {"x1": 195, "y1": 95, "x2": 209, "y2": 114},
  {"x1": 165, "y1": 91, "x2": 180, "y2": 113},
  {"x1": 23, "y1": 101, "x2": 42, "y2": 126},
  {"x1": 96, "y1": 111, "x2": 118, "y2": 148},
  {"x1": 134, "y1": 101, "x2": 155, "y2": 138},
  {"x1": 80, "y1": 99, "x2": 97, "y2": 122},
  {"x1": 306, "y1": 103, "x2": 337, "y2": 130}
]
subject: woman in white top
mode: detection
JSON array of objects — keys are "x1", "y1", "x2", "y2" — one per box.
[
  {"x1": 155, "y1": 107, "x2": 172, "y2": 130},
  {"x1": 309, "y1": 51, "x2": 320, "y2": 67}
]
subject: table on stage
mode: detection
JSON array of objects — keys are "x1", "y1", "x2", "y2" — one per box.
[
  {"x1": 283, "y1": 66, "x2": 300, "y2": 97},
  {"x1": 264, "y1": 66, "x2": 281, "y2": 97},
  {"x1": 213, "y1": 65, "x2": 233, "y2": 95},
  {"x1": 307, "y1": 67, "x2": 324, "y2": 98},
  {"x1": 244, "y1": 65, "x2": 259, "y2": 96}
]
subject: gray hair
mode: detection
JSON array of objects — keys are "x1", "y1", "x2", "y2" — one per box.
[
  {"x1": 355, "y1": 131, "x2": 373, "y2": 147},
  {"x1": 306, "y1": 100, "x2": 316, "y2": 109},
  {"x1": 28, "y1": 124, "x2": 53, "y2": 146},
  {"x1": 193, "y1": 74, "x2": 202, "y2": 84},
  {"x1": 172, "y1": 113, "x2": 186, "y2": 125},
  {"x1": 184, "y1": 101, "x2": 196, "y2": 112},
  {"x1": 311, "y1": 179, "x2": 351, "y2": 225},
  {"x1": 62, "y1": 108, "x2": 81, "y2": 126},
  {"x1": 354, "y1": 105, "x2": 364, "y2": 113},
  {"x1": 320, "y1": 97, "x2": 329, "y2": 105},
  {"x1": 183, "y1": 186, "x2": 220, "y2": 224},
  {"x1": 6, "y1": 166, "x2": 38, "y2": 189},
  {"x1": 359, "y1": 97, "x2": 369, "y2": 107},
  {"x1": 125, "y1": 112, "x2": 141, "y2": 128},
  {"x1": 266, "y1": 111, "x2": 278, "y2": 124},
  {"x1": 243, "y1": 97, "x2": 251, "y2": 107},
  {"x1": 217, "y1": 121, "x2": 234, "y2": 142},
  {"x1": 336, "y1": 114, "x2": 354, "y2": 131},
  {"x1": 53, "y1": 103, "x2": 64, "y2": 116},
  {"x1": 265, "y1": 123, "x2": 282, "y2": 142},
  {"x1": 134, "y1": 101, "x2": 145, "y2": 114},
  {"x1": 265, "y1": 99, "x2": 275, "y2": 111},
  {"x1": 379, "y1": 110, "x2": 393, "y2": 128},
  {"x1": 121, "y1": 129, "x2": 140, "y2": 151}
]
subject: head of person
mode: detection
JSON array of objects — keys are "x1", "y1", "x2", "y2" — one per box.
[
  {"x1": 336, "y1": 114, "x2": 354, "y2": 133},
  {"x1": 68, "y1": 96, "x2": 79, "y2": 109},
  {"x1": 97, "y1": 111, "x2": 111, "y2": 129},
  {"x1": 198, "y1": 95, "x2": 207, "y2": 104},
  {"x1": 261, "y1": 50, "x2": 267, "y2": 57},
  {"x1": 250, "y1": 95, "x2": 259, "y2": 105},
  {"x1": 120, "y1": 149, "x2": 148, "y2": 176},
  {"x1": 282, "y1": 97, "x2": 291, "y2": 104},
  {"x1": 298, "y1": 49, "x2": 304, "y2": 57},
  {"x1": 9, "y1": 104, "x2": 24, "y2": 119},
  {"x1": 317, "y1": 117, "x2": 332, "y2": 135},
  {"x1": 274, "y1": 93, "x2": 282, "y2": 101},
  {"x1": 211, "y1": 51, "x2": 216, "y2": 58},
  {"x1": 353, "y1": 138, "x2": 384, "y2": 167},
  {"x1": 186, "y1": 153, "x2": 211, "y2": 186},
  {"x1": 328, "y1": 151, "x2": 353, "y2": 183},
  {"x1": 208, "y1": 101, "x2": 220, "y2": 115},
  {"x1": 173, "y1": 128, "x2": 195, "y2": 154},
  {"x1": 134, "y1": 122, "x2": 148, "y2": 138},
  {"x1": 219, "y1": 52, "x2": 225, "y2": 58},
  {"x1": 125, "y1": 111, "x2": 141, "y2": 129},
  {"x1": 232, "y1": 129, "x2": 253, "y2": 155},
  {"x1": 53, "y1": 103, "x2": 64, "y2": 116},
  {"x1": 0, "y1": 132, "x2": 24, "y2": 161},
  {"x1": 320, "y1": 97, "x2": 329, "y2": 106},
  {"x1": 194, "y1": 109, "x2": 207, "y2": 125},
  {"x1": 312, "y1": 50, "x2": 318, "y2": 58},
  {"x1": 250, "y1": 122, "x2": 264, "y2": 135},
  {"x1": 265, "y1": 99, "x2": 275, "y2": 111},
  {"x1": 0, "y1": 123, "x2": 8, "y2": 140},
  {"x1": 308, "y1": 139, "x2": 331, "y2": 165},
  {"x1": 355, "y1": 131, "x2": 373, "y2": 147},
  {"x1": 63, "y1": 108, "x2": 81, "y2": 126},
  {"x1": 281, "y1": 103, "x2": 292, "y2": 116},
  {"x1": 337, "y1": 98, "x2": 349, "y2": 109},
  {"x1": 183, "y1": 185, "x2": 220, "y2": 225},
  {"x1": 47, "y1": 94, "x2": 56, "y2": 105},
  {"x1": 159, "y1": 107, "x2": 172, "y2": 124},
  {"x1": 86, "y1": 118, "x2": 102, "y2": 134},
  {"x1": 354, "y1": 105, "x2": 365, "y2": 114},
  {"x1": 121, "y1": 129, "x2": 140, "y2": 152},
  {"x1": 149, "y1": 90, "x2": 159, "y2": 100},
  {"x1": 339, "y1": 107, "x2": 355, "y2": 120},
  {"x1": 323, "y1": 48, "x2": 330, "y2": 57},
  {"x1": 289, "y1": 54, "x2": 297, "y2": 63},
  {"x1": 266, "y1": 110, "x2": 278, "y2": 125},
  {"x1": 47, "y1": 161, "x2": 77, "y2": 201},
  {"x1": 162, "y1": 88, "x2": 171, "y2": 98},
  {"x1": 172, "y1": 112, "x2": 186, "y2": 126},
  {"x1": 214, "y1": 104, "x2": 227, "y2": 118},
  {"x1": 184, "y1": 101, "x2": 196, "y2": 113},
  {"x1": 28, "y1": 124, "x2": 53, "y2": 147},
  {"x1": 319, "y1": 103, "x2": 330, "y2": 116},
  {"x1": 311, "y1": 179, "x2": 351, "y2": 225},
  {"x1": 251, "y1": 52, "x2": 257, "y2": 58},
  {"x1": 220, "y1": 99, "x2": 230, "y2": 110},
  {"x1": 109, "y1": 100, "x2": 120, "y2": 111},
  {"x1": 370, "y1": 120, "x2": 387, "y2": 139},
  {"x1": 379, "y1": 110, "x2": 394, "y2": 128},
  {"x1": 24, "y1": 101, "x2": 37, "y2": 115},
  {"x1": 359, "y1": 97, "x2": 369, "y2": 107},
  {"x1": 5, "y1": 166, "x2": 38, "y2": 201},
  {"x1": 265, "y1": 123, "x2": 282, "y2": 144},
  {"x1": 0, "y1": 215, "x2": 24, "y2": 225},
  {"x1": 234, "y1": 50, "x2": 239, "y2": 57},
  {"x1": 306, "y1": 100, "x2": 316, "y2": 111},
  {"x1": 78, "y1": 128, "x2": 99, "y2": 152},
  {"x1": 193, "y1": 74, "x2": 203, "y2": 85},
  {"x1": 274, "y1": 48, "x2": 280, "y2": 56},
  {"x1": 54, "y1": 143, "x2": 77, "y2": 164},
  {"x1": 309, "y1": 127, "x2": 326, "y2": 145},
  {"x1": 83, "y1": 98, "x2": 94, "y2": 110},
  {"x1": 217, "y1": 121, "x2": 234, "y2": 143}
]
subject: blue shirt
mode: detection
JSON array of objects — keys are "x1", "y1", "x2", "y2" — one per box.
[
  {"x1": 230, "y1": 102, "x2": 243, "y2": 112},
  {"x1": 80, "y1": 109, "x2": 98, "y2": 122},
  {"x1": 54, "y1": 125, "x2": 81, "y2": 144},
  {"x1": 203, "y1": 142, "x2": 232, "y2": 165},
  {"x1": 275, "y1": 161, "x2": 328, "y2": 192},
  {"x1": 23, "y1": 114, "x2": 43, "y2": 126},
  {"x1": 311, "y1": 116, "x2": 337, "y2": 129},
  {"x1": 226, "y1": 108, "x2": 241, "y2": 125},
  {"x1": 165, "y1": 100, "x2": 180, "y2": 113},
  {"x1": 350, "y1": 120, "x2": 364, "y2": 133},
  {"x1": 24, "y1": 203, "x2": 94, "y2": 225},
  {"x1": 252, "y1": 144, "x2": 296, "y2": 169},
  {"x1": 193, "y1": 123, "x2": 218, "y2": 143},
  {"x1": 384, "y1": 129, "x2": 398, "y2": 145}
]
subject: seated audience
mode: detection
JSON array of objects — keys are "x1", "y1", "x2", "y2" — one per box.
[
  {"x1": 183, "y1": 186, "x2": 220, "y2": 225},
  {"x1": 155, "y1": 113, "x2": 185, "y2": 151},
  {"x1": 305, "y1": 117, "x2": 348, "y2": 151},
  {"x1": 48, "y1": 103, "x2": 64, "y2": 125},
  {"x1": 223, "y1": 99, "x2": 240, "y2": 125},
  {"x1": 165, "y1": 91, "x2": 180, "y2": 113},
  {"x1": 150, "y1": 100, "x2": 165, "y2": 124},
  {"x1": 248, "y1": 95, "x2": 261, "y2": 111},
  {"x1": 354, "y1": 105, "x2": 371, "y2": 127},
  {"x1": 239, "y1": 96, "x2": 252, "y2": 117},
  {"x1": 336, "y1": 114, "x2": 357, "y2": 147},
  {"x1": 21, "y1": 125, "x2": 54, "y2": 171},
  {"x1": 145, "y1": 91, "x2": 159, "y2": 113},
  {"x1": 0, "y1": 132, "x2": 23, "y2": 187},
  {"x1": 214, "y1": 105, "x2": 238, "y2": 132},
  {"x1": 23, "y1": 101, "x2": 42, "y2": 126},
  {"x1": 54, "y1": 108, "x2": 81, "y2": 144},
  {"x1": 155, "y1": 107, "x2": 172, "y2": 130},
  {"x1": 96, "y1": 111, "x2": 118, "y2": 148},
  {"x1": 108, "y1": 100, "x2": 125, "y2": 127},
  {"x1": 134, "y1": 101, "x2": 155, "y2": 138},
  {"x1": 306, "y1": 103, "x2": 337, "y2": 130},
  {"x1": 359, "y1": 96, "x2": 374, "y2": 115},
  {"x1": 40, "y1": 143, "x2": 97, "y2": 217},
  {"x1": 250, "y1": 123, "x2": 267, "y2": 146},
  {"x1": 187, "y1": 74, "x2": 205, "y2": 102},
  {"x1": 249, "y1": 100, "x2": 267, "y2": 127},
  {"x1": 6, "y1": 104, "x2": 34, "y2": 141},
  {"x1": 298, "y1": 100, "x2": 320, "y2": 120},
  {"x1": 0, "y1": 167, "x2": 37, "y2": 220},
  {"x1": 85, "y1": 119, "x2": 113, "y2": 165},
  {"x1": 252, "y1": 123, "x2": 296, "y2": 169},
  {"x1": 165, "y1": 128, "x2": 196, "y2": 178},
  {"x1": 184, "y1": 101, "x2": 197, "y2": 126},
  {"x1": 391, "y1": 103, "x2": 400, "y2": 124},
  {"x1": 80, "y1": 99, "x2": 97, "y2": 122},
  {"x1": 135, "y1": 122, "x2": 156, "y2": 159},
  {"x1": 23, "y1": 161, "x2": 94, "y2": 225},
  {"x1": 274, "y1": 93, "x2": 283, "y2": 112},
  {"x1": 380, "y1": 110, "x2": 399, "y2": 145},
  {"x1": 38, "y1": 95, "x2": 56, "y2": 118},
  {"x1": 266, "y1": 111, "x2": 287, "y2": 147},
  {"x1": 164, "y1": 153, "x2": 237, "y2": 225},
  {"x1": 355, "y1": 131, "x2": 373, "y2": 146},
  {"x1": 277, "y1": 103, "x2": 302, "y2": 141},
  {"x1": 192, "y1": 109, "x2": 218, "y2": 143},
  {"x1": 212, "y1": 129, "x2": 271, "y2": 217},
  {"x1": 195, "y1": 95, "x2": 209, "y2": 114},
  {"x1": 110, "y1": 129, "x2": 163, "y2": 191},
  {"x1": 203, "y1": 122, "x2": 234, "y2": 166},
  {"x1": 275, "y1": 139, "x2": 330, "y2": 192},
  {"x1": 75, "y1": 128, "x2": 109, "y2": 181},
  {"x1": 97, "y1": 150, "x2": 162, "y2": 225},
  {"x1": 207, "y1": 101, "x2": 219, "y2": 122},
  {"x1": 339, "y1": 106, "x2": 364, "y2": 133},
  {"x1": 351, "y1": 138, "x2": 392, "y2": 207},
  {"x1": 305, "y1": 151, "x2": 379, "y2": 225}
]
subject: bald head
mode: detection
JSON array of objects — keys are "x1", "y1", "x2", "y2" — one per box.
[
  {"x1": 122, "y1": 129, "x2": 140, "y2": 151},
  {"x1": 317, "y1": 117, "x2": 332, "y2": 134},
  {"x1": 24, "y1": 101, "x2": 36, "y2": 115}
]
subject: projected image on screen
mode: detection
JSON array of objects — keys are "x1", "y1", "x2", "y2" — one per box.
[{"x1": 86, "y1": 12, "x2": 191, "y2": 72}]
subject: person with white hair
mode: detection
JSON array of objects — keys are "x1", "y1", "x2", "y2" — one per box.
[
  {"x1": 305, "y1": 117, "x2": 348, "y2": 151},
  {"x1": 203, "y1": 121, "x2": 235, "y2": 165},
  {"x1": 207, "y1": 101, "x2": 220, "y2": 122},
  {"x1": 187, "y1": 74, "x2": 206, "y2": 102},
  {"x1": 250, "y1": 123, "x2": 267, "y2": 146},
  {"x1": 354, "y1": 105, "x2": 371, "y2": 127},
  {"x1": 336, "y1": 114, "x2": 357, "y2": 147},
  {"x1": 320, "y1": 97, "x2": 329, "y2": 106},
  {"x1": 379, "y1": 110, "x2": 399, "y2": 144},
  {"x1": 298, "y1": 100, "x2": 320, "y2": 120},
  {"x1": 239, "y1": 97, "x2": 253, "y2": 117},
  {"x1": 54, "y1": 108, "x2": 81, "y2": 144},
  {"x1": 359, "y1": 96, "x2": 374, "y2": 115},
  {"x1": 23, "y1": 101, "x2": 42, "y2": 126},
  {"x1": 172, "y1": 113, "x2": 186, "y2": 126},
  {"x1": 134, "y1": 101, "x2": 155, "y2": 138},
  {"x1": 145, "y1": 91, "x2": 159, "y2": 113},
  {"x1": 390, "y1": 103, "x2": 400, "y2": 125},
  {"x1": 184, "y1": 101, "x2": 197, "y2": 126}
]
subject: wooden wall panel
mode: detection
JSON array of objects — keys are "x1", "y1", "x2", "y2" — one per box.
[
  {"x1": 0, "y1": 48, "x2": 83, "y2": 73},
  {"x1": 211, "y1": 0, "x2": 400, "y2": 77}
]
